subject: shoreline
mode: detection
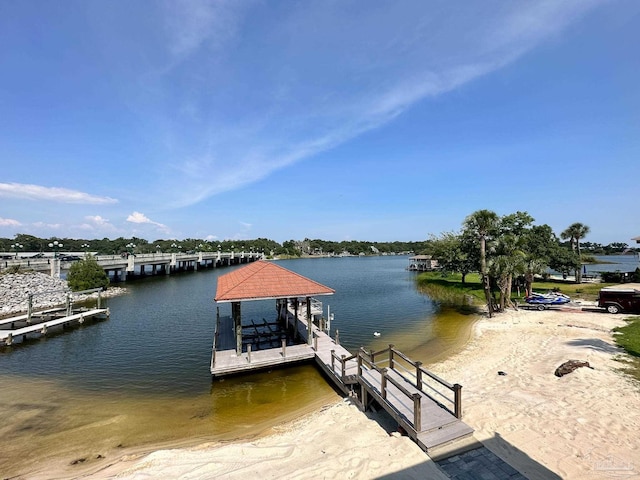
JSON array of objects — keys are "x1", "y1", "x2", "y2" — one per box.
[{"x1": 74, "y1": 306, "x2": 640, "y2": 480}]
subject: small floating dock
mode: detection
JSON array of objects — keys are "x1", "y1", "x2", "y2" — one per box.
[
  {"x1": 211, "y1": 261, "x2": 473, "y2": 451},
  {"x1": 0, "y1": 288, "x2": 110, "y2": 346}
]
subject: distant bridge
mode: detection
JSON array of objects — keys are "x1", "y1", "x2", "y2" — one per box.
[{"x1": 0, "y1": 251, "x2": 261, "y2": 280}]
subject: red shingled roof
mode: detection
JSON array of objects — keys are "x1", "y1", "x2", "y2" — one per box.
[{"x1": 214, "y1": 260, "x2": 335, "y2": 303}]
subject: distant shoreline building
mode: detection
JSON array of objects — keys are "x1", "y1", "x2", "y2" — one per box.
[{"x1": 407, "y1": 255, "x2": 438, "y2": 271}]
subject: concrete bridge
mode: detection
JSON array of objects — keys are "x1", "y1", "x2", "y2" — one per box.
[{"x1": 0, "y1": 251, "x2": 261, "y2": 280}]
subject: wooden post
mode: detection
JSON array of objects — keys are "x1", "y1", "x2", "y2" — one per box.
[
  {"x1": 282, "y1": 338, "x2": 287, "y2": 357},
  {"x1": 247, "y1": 344, "x2": 252, "y2": 363},
  {"x1": 413, "y1": 393, "x2": 422, "y2": 431},
  {"x1": 415, "y1": 361, "x2": 423, "y2": 390},
  {"x1": 389, "y1": 344, "x2": 395, "y2": 369},
  {"x1": 41, "y1": 324, "x2": 47, "y2": 335},
  {"x1": 357, "y1": 352, "x2": 362, "y2": 377},
  {"x1": 306, "y1": 297, "x2": 312, "y2": 345},
  {"x1": 97, "y1": 290, "x2": 102, "y2": 309},
  {"x1": 236, "y1": 325, "x2": 242, "y2": 355},
  {"x1": 313, "y1": 333, "x2": 318, "y2": 351},
  {"x1": 66, "y1": 292, "x2": 72, "y2": 316},
  {"x1": 331, "y1": 349, "x2": 335, "y2": 370},
  {"x1": 27, "y1": 294, "x2": 33, "y2": 324},
  {"x1": 341, "y1": 354, "x2": 346, "y2": 379},
  {"x1": 335, "y1": 329, "x2": 340, "y2": 345},
  {"x1": 454, "y1": 384, "x2": 462, "y2": 419},
  {"x1": 381, "y1": 368, "x2": 388, "y2": 400},
  {"x1": 361, "y1": 384, "x2": 368, "y2": 411},
  {"x1": 6, "y1": 333, "x2": 12, "y2": 346}
]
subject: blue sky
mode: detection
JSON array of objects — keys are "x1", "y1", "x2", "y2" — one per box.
[{"x1": 1, "y1": 0, "x2": 638, "y2": 245}]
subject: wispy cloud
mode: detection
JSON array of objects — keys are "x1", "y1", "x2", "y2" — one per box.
[
  {"x1": 0, "y1": 183, "x2": 118, "y2": 205},
  {"x1": 162, "y1": 0, "x2": 245, "y2": 59},
  {"x1": 79, "y1": 215, "x2": 117, "y2": 232},
  {"x1": 151, "y1": 1, "x2": 602, "y2": 208},
  {"x1": 0, "y1": 217, "x2": 22, "y2": 227}
]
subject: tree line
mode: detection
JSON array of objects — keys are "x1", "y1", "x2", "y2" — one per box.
[
  {"x1": 424, "y1": 210, "x2": 637, "y2": 316},
  {"x1": 0, "y1": 234, "x2": 428, "y2": 257}
]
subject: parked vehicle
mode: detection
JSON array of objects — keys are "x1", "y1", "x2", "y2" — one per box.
[
  {"x1": 597, "y1": 287, "x2": 640, "y2": 314},
  {"x1": 60, "y1": 255, "x2": 82, "y2": 262}
]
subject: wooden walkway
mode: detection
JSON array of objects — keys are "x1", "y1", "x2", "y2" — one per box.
[
  {"x1": 0, "y1": 308, "x2": 109, "y2": 345},
  {"x1": 210, "y1": 306, "x2": 473, "y2": 451}
]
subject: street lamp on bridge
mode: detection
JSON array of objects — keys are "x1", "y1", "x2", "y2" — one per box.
[
  {"x1": 10, "y1": 243, "x2": 23, "y2": 258},
  {"x1": 48, "y1": 241, "x2": 63, "y2": 258}
]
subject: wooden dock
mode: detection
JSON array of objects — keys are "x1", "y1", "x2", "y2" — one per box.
[
  {"x1": 210, "y1": 305, "x2": 473, "y2": 451},
  {"x1": 0, "y1": 308, "x2": 109, "y2": 346}
]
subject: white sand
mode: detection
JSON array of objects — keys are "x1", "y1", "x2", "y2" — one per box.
[
  {"x1": 83, "y1": 307, "x2": 640, "y2": 479},
  {"x1": 92, "y1": 401, "x2": 447, "y2": 480},
  {"x1": 430, "y1": 307, "x2": 640, "y2": 479}
]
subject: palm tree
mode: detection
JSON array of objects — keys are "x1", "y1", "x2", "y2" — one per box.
[
  {"x1": 464, "y1": 210, "x2": 499, "y2": 316},
  {"x1": 560, "y1": 222, "x2": 590, "y2": 282}
]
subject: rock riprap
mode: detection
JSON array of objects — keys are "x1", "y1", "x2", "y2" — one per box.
[{"x1": 0, "y1": 272, "x2": 125, "y2": 316}]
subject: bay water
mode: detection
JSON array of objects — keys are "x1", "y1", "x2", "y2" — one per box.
[{"x1": 0, "y1": 255, "x2": 474, "y2": 476}]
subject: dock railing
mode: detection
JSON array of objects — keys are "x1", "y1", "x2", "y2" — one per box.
[
  {"x1": 330, "y1": 349, "x2": 357, "y2": 382},
  {"x1": 361, "y1": 344, "x2": 462, "y2": 420},
  {"x1": 358, "y1": 347, "x2": 423, "y2": 433}
]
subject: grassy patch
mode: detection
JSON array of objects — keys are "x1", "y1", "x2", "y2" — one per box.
[
  {"x1": 417, "y1": 272, "x2": 485, "y2": 306},
  {"x1": 613, "y1": 316, "x2": 640, "y2": 358},
  {"x1": 417, "y1": 271, "x2": 615, "y2": 304}
]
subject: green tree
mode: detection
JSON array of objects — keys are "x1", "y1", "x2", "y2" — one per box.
[
  {"x1": 67, "y1": 256, "x2": 110, "y2": 291},
  {"x1": 521, "y1": 224, "x2": 558, "y2": 296},
  {"x1": 428, "y1": 231, "x2": 476, "y2": 284},
  {"x1": 560, "y1": 222, "x2": 590, "y2": 282},
  {"x1": 463, "y1": 209, "x2": 499, "y2": 316}
]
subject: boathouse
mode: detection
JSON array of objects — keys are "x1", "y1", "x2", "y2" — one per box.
[
  {"x1": 210, "y1": 260, "x2": 474, "y2": 452},
  {"x1": 211, "y1": 260, "x2": 335, "y2": 375},
  {"x1": 407, "y1": 255, "x2": 439, "y2": 271}
]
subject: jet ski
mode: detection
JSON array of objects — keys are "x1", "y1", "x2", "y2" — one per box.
[{"x1": 524, "y1": 291, "x2": 570, "y2": 310}]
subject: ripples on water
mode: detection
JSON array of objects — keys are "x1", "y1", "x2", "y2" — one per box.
[{"x1": 0, "y1": 255, "x2": 473, "y2": 477}]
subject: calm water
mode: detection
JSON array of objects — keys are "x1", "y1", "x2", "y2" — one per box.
[
  {"x1": 0, "y1": 256, "x2": 473, "y2": 477},
  {"x1": 588, "y1": 254, "x2": 640, "y2": 273}
]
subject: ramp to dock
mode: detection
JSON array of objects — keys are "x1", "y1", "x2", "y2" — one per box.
[{"x1": 210, "y1": 306, "x2": 473, "y2": 452}]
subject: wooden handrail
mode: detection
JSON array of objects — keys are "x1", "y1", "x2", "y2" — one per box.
[
  {"x1": 418, "y1": 365, "x2": 455, "y2": 390},
  {"x1": 358, "y1": 347, "x2": 463, "y2": 420}
]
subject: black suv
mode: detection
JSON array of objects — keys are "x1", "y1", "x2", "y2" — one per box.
[{"x1": 598, "y1": 287, "x2": 640, "y2": 314}]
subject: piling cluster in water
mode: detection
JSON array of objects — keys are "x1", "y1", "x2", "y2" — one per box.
[{"x1": 0, "y1": 272, "x2": 126, "y2": 316}]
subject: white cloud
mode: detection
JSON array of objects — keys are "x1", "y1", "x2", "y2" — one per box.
[
  {"x1": 205, "y1": 234, "x2": 218, "y2": 241},
  {"x1": 126, "y1": 211, "x2": 170, "y2": 233},
  {"x1": 85, "y1": 215, "x2": 112, "y2": 227},
  {"x1": 0, "y1": 183, "x2": 118, "y2": 205},
  {"x1": 0, "y1": 217, "x2": 22, "y2": 227}
]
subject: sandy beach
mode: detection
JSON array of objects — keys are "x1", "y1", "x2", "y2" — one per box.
[{"x1": 43, "y1": 306, "x2": 640, "y2": 479}]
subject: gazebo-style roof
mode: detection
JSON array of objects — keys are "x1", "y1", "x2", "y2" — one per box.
[{"x1": 214, "y1": 260, "x2": 335, "y2": 303}]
